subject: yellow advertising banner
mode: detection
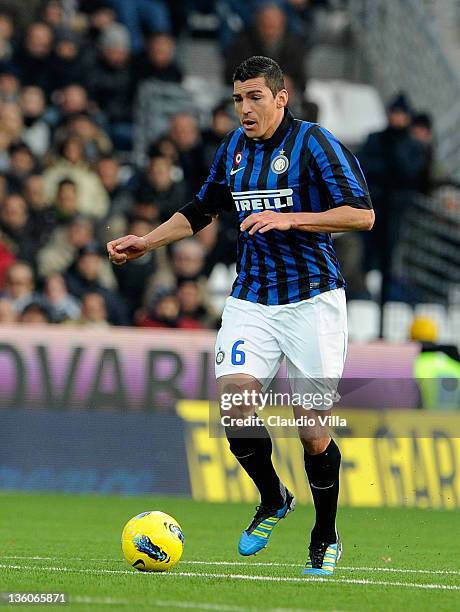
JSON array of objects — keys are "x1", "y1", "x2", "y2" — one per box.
[{"x1": 176, "y1": 401, "x2": 460, "y2": 509}]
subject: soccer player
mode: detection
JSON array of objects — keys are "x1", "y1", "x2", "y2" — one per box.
[{"x1": 108, "y1": 56, "x2": 374, "y2": 575}]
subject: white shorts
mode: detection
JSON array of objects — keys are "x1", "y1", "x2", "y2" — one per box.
[{"x1": 215, "y1": 289, "x2": 348, "y2": 400}]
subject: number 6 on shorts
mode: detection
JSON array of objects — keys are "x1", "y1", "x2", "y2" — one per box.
[{"x1": 231, "y1": 340, "x2": 246, "y2": 365}]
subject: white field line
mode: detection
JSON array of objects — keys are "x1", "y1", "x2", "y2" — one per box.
[
  {"x1": 2, "y1": 555, "x2": 460, "y2": 577},
  {"x1": 69, "y1": 595, "x2": 324, "y2": 612},
  {"x1": 71, "y1": 597, "x2": 331, "y2": 612},
  {"x1": 0, "y1": 563, "x2": 459, "y2": 591},
  {"x1": 71, "y1": 596, "x2": 130, "y2": 606}
]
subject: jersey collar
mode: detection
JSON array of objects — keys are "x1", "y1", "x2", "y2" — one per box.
[{"x1": 244, "y1": 108, "x2": 295, "y2": 149}]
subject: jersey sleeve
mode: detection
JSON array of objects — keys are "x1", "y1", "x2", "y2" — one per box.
[
  {"x1": 178, "y1": 138, "x2": 234, "y2": 233},
  {"x1": 307, "y1": 125, "x2": 373, "y2": 210}
]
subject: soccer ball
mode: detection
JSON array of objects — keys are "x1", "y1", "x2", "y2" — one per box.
[{"x1": 121, "y1": 511, "x2": 184, "y2": 572}]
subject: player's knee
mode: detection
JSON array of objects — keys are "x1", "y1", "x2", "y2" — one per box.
[
  {"x1": 301, "y1": 436, "x2": 333, "y2": 456},
  {"x1": 218, "y1": 375, "x2": 261, "y2": 418}
]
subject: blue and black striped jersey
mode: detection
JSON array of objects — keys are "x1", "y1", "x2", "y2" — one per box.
[{"x1": 184, "y1": 109, "x2": 372, "y2": 305}]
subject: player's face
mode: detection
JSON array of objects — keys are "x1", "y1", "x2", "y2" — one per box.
[{"x1": 233, "y1": 77, "x2": 288, "y2": 140}]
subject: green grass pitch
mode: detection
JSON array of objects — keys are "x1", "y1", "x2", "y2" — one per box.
[{"x1": 0, "y1": 492, "x2": 459, "y2": 611}]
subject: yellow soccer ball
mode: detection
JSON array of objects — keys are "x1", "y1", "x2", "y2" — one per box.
[{"x1": 121, "y1": 511, "x2": 184, "y2": 572}]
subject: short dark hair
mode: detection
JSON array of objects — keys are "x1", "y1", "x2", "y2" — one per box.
[
  {"x1": 57, "y1": 178, "x2": 77, "y2": 190},
  {"x1": 232, "y1": 56, "x2": 284, "y2": 97},
  {"x1": 412, "y1": 113, "x2": 432, "y2": 130}
]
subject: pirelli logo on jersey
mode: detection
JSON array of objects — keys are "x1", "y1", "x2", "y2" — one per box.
[{"x1": 231, "y1": 188, "x2": 294, "y2": 212}]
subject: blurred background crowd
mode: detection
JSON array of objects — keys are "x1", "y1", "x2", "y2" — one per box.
[{"x1": 0, "y1": 0, "x2": 458, "y2": 346}]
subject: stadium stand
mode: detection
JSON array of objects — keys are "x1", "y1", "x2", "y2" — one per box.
[{"x1": 0, "y1": 0, "x2": 457, "y2": 352}]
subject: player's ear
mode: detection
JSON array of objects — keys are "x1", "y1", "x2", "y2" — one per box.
[{"x1": 276, "y1": 89, "x2": 288, "y2": 109}]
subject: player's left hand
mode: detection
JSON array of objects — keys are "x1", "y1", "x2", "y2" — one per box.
[{"x1": 240, "y1": 211, "x2": 294, "y2": 235}]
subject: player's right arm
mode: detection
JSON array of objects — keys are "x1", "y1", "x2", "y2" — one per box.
[
  {"x1": 107, "y1": 137, "x2": 234, "y2": 266},
  {"x1": 107, "y1": 212, "x2": 194, "y2": 265}
]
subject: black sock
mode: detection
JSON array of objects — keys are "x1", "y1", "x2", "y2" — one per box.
[
  {"x1": 226, "y1": 424, "x2": 285, "y2": 508},
  {"x1": 304, "y1": 439, "x2": 341, "y2": 544}
]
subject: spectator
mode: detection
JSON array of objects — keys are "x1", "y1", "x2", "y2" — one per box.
[
  {"x1": 41, "y1": 0, "x2": 66, "y2": 33},
  {"x1": 62, "y1": 113, "x2": 113, "y2": 162},
  {"x1": 176, "y1": 278, "x2": 218, "y2": 329},
  {"x1": 0, "y1": 231, "x2": 15, "y2": 288},
  {"x1": 131, "y1": 152, "x2": 186, "y2": 222},
  {"x1": 52, "y1": 178, "x2": 79, "y2": 223},
  {"x1": 43, "y1": 134, "x2": 109, "y2": 218},
  {"x1": 0, "y1": 192, "x2": 36, "y2": 265},
  {"x1": 112, "y1": 216, "x2": 158, "y2": 317},
  {"x1": 410, "y1": 113, "x2": 434, "y2": 193},
  {"x1": 13, "y1": 22, "x2": 55, "y2": 97},
  {"x1": 359, "y1": 93, "x2": 430, "y2": 276},
  {"x1": 0, "y1": 102, "x2": 24, "y2": 147},
  {"x1": 129, "y1": 185, "x2": 161, "y2": 225},
  {"x1": 48, "y1": 84, "x2": 95, "y2": 129},
  {"x1": 200, "y1": 211, "x2": 238, "y2": 275},
  {"x1": 333, "y1": 233, "x2": 369, "y2": 300},
  {"x1": 217, "y1": 0, "x2": 322, "y2": 49},
  {"x1": 87, "y1": 23, "x2": 134, "y2": 150},
  {"x1": 0, "y1": 296, "x2": 17, "y2": 322},
  {"x1": 169, "y1": 112, "x2": 207, "y2": 199},
  {"x1": 0, "y1": 66, "x2": 20, "y2": 103},
  {"x1": 79, "y1": 0, "x2": 117, "y2": 63},
  {"x1": 133, "y1": 32, "x2": 182, "y2": 87},
  {"x1": 49, "y1": 29, "x2": 88, "y2": 92},
  {"x1": 133, "y1": 78, "x2": 195, "y2": 165},
  {"x1": 109, "y1": 0, "x2": 171, "y2": 53},
  {"x1": 41, "y1": 0, "x2": 86, "y2": 35},
  {"x1": 64, "y1": 241, "x2": 129, "y2": 325},
  {"x1": 43, "y1": 272, "x2": 81, "y2": 322},
  {"x1": 360, "y1": 94, "x2": 428, "y2": 205},
  {"x1": 0, "y1": 174, "x2": 7, "y2": 201},
  {"x1": 7, "y1": 142, "x2": 40, "y2": 191},
  {"x1": 23, "y1": 173, "x2": 55, "y2": 247},
  {"x1": 0, "y1": 128, "x2": 12, "y2": 171},
  {"x1": 171, "y1": 238, "x2": 207, "y2": 282},
  {"x1": 201, "y1": 102, "x2": 236, "y2": 168},
  {"x1": 224, "y1": 3, "x2": 307, "y2": 92},
  {"x1": 0, "y1": 13, "x2": 15, "y2": 65},
  {"x1": 359, "y1": 93, "x2": 434, "y2": 307},
  {"x1": 411, "y1": 316, "x2": 460, "y2": 410},
  {"x1": 96, "y1": 155, "x2": 132, "y2": 220},
  {"x1": 1, "y1": 261, "x2": 37, "y2": 313},
  {"x1": 151, "y1": 237, "x2": 208, "y2": 290},
  {"x1": 19, "y1": 86, "x2": 51, "y2": 156},
  {"x1": 19, "y1": 300, "x2": 52, "y2": 324},
  {"x1": 284, "y1": 73, "x2": 318, "y2": 123},
  {"x1": 79, "y1": 0, "x2": 117, "y2": 30},
  {"x1": 149, "y1": 136, "x2": 184, "y2": 182},
  {"x1": 37, "y1": 214, "x2": 95, "y2": 277},
  {"x1": 76, "y1": 291, "x2": 110, "y2": 326},
  {"x1": 137, "y1": 287, "x2": 191, "y2": 329}
]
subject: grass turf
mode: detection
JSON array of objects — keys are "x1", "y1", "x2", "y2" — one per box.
[{"x1": 0, "y1": 492, "x2": 458, "y2": 611}]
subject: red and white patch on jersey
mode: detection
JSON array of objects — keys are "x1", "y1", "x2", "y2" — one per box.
[{"x1": 234, "y1": 151, "x2": 243, "y2": 165}]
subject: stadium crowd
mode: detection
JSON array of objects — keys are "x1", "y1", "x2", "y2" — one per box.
[{"x1": 0, "y1": 0, "x2": 443, "y2": 329}]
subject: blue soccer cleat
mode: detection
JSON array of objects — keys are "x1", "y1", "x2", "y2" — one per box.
[
  {"x1": 303, "y1": 535, "x2": 342, "y2": 576},
  {"x1": 238, "y1": 490, "x2": 296, "y2": 556}
]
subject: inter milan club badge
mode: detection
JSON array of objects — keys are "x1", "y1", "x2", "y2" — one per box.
[
  {"x1": 271, "y1": 149, "x2": 289, "y2": 174},
  {"x1": 234, "y1": 151, "x2": 243, "y2": 165}
]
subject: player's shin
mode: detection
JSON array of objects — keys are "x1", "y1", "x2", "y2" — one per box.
[
  {"x1": 303, "y1": 438, "x2": 341, "y2": 544},
  {"x1": 225, "y1": 424, "x2": 286, "y2": 508}
]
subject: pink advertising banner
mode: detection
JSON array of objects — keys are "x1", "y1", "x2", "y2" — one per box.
[{"x1": 0, "y1": 325, "x2": 419, "y2": 411}]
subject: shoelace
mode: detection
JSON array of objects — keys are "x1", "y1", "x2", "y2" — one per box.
[
  {"x1": 308, "y1": 542, "x2": 329, "y2": 568},
  {"x1": 247, "y1": 505, "x2": 277, "y2": 533}
]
